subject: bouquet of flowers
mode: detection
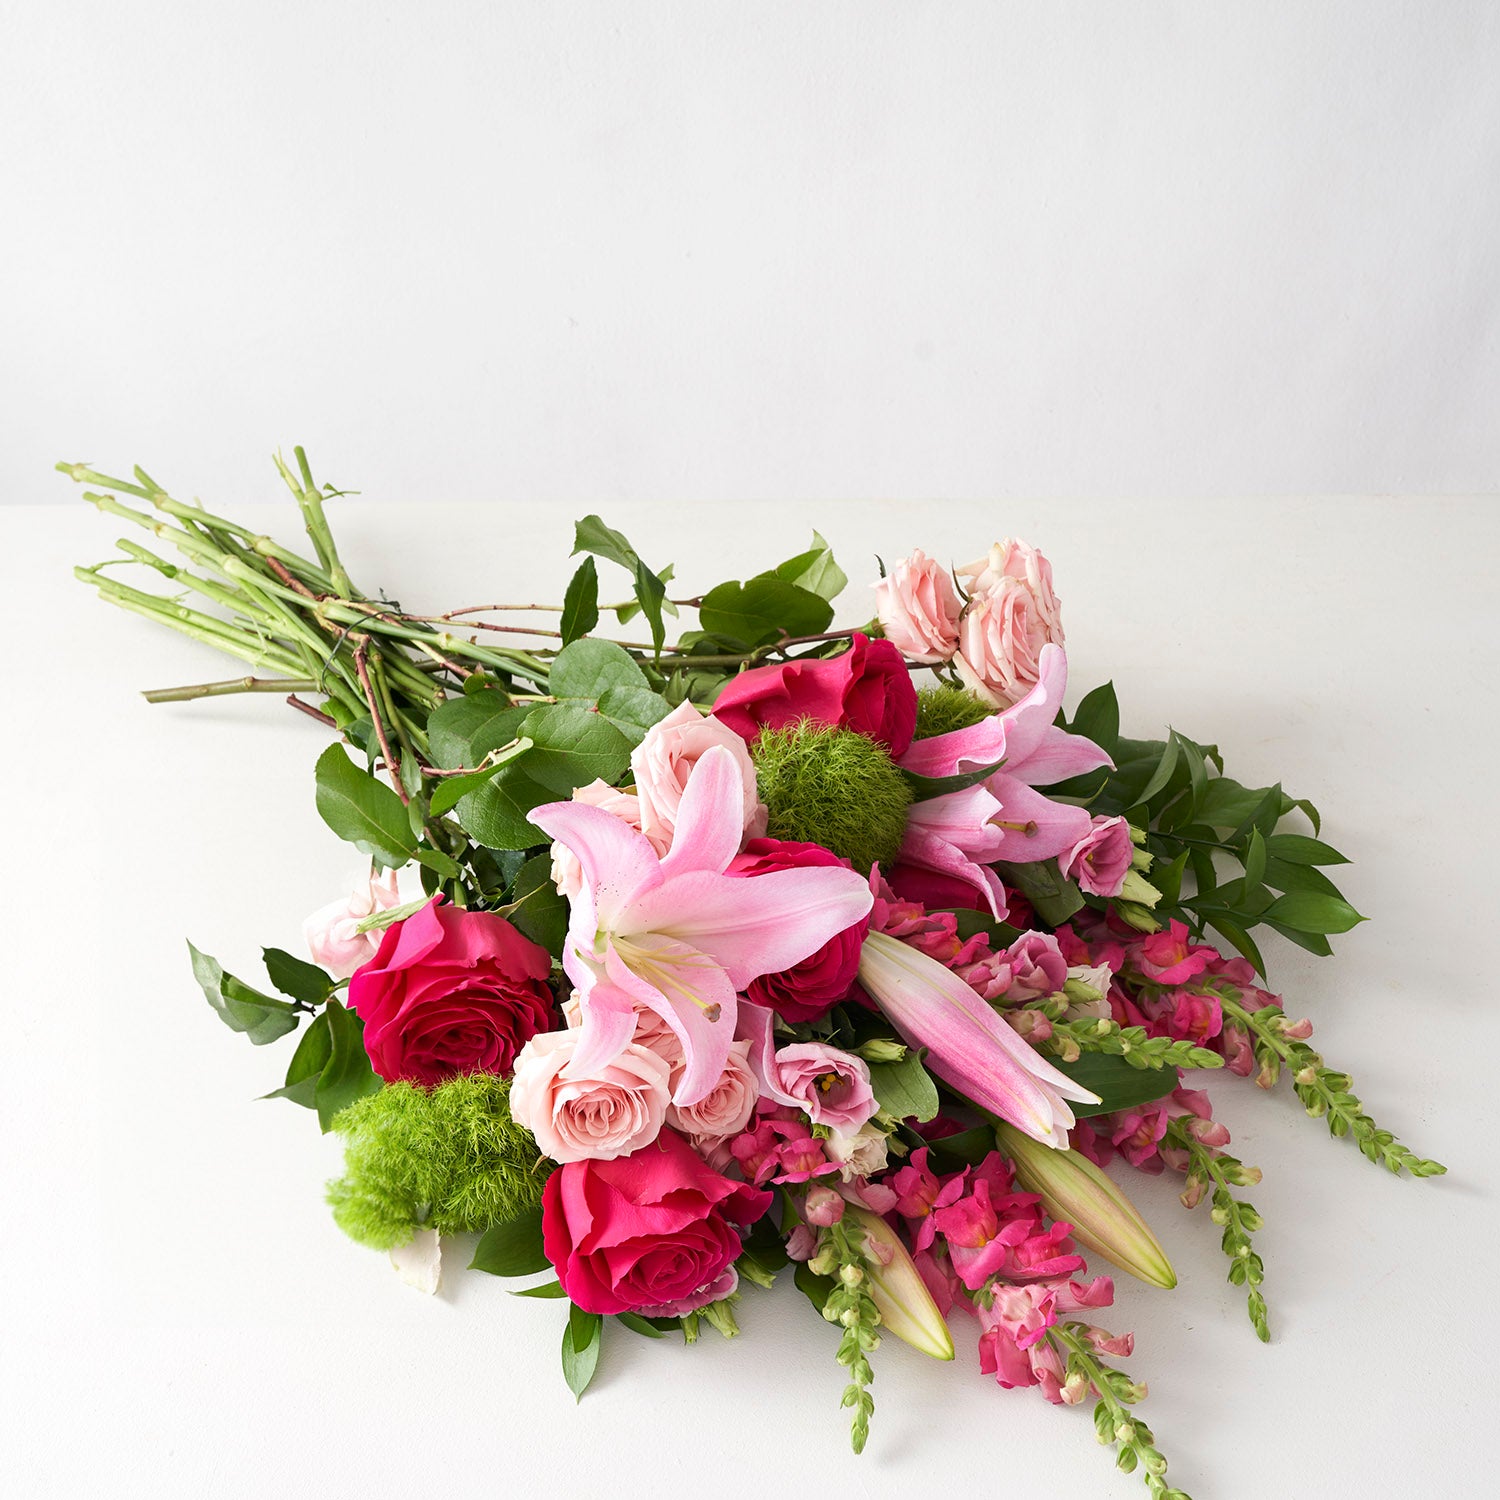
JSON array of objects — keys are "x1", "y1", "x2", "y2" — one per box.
[{"x1": 66, "y1": 452, "x2": 1444, "y2": 1499}]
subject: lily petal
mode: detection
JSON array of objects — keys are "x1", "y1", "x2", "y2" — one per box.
[
  {"x1": 528, "y1": 798, "x2": 662, "y2": 931},
  {"x1": 565, "y1": 974, "x2": 642, "y2": 1078},
  {"x1": 981, "y1": 774, "x2": 1095, "y2": 862},
  {"x1": 657, "y1": 744, "x2": 745, "y2": 880},
  {"x1": 896, "y1": 821, "x2": 1008, "y2": 918},
  {"x1": 628, "y1": 866, "x2": 873, "y2": 990}
]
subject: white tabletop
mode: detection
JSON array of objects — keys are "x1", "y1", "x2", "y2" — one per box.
[{"x1": 1, "y1": 496, "x2": 1495, "y2": 1500}]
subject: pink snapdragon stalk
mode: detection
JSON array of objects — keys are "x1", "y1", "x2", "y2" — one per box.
[
  {"x1": 996, "y1": 1121, "x2": 1177, "y2": 1289},
  {"x1": 857, "y1": 930, "x2": 1098, "y2": 1147}
]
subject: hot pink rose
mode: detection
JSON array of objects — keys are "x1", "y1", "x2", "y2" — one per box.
[
  {"x1": 510, "y1": 1029, "x2": 672, "y2": 1162},
  {"x1": 728, "y1": 838, "x2": 866, "y2": 1022},
  {"x1": 347, "y1": 897, "x2": 554, "y2": 1085},
  {"x1": 542, "y1": 1128, "x2": 772, "y2": 1316},
  {"x1": 302, "y1": 868, "x2": 403, "y2": 980},
  {"x1": 631, "y1": 701, "x2": 767, "y2": 847},
  {"x1": 874, "y1": 549, "x2": 962, "y2": 665},
  {"x1": 1061, "y1": 815, "x2": 1134, "y2": 898},
  {"x1": 769, "y1": 1042, "x2": 877, "y2": 1135},
  {"x1": 666, "y1": 1038, "x2": 759, "y2": 1139},
  {"x1": 954, "y1": 540, "x2": 1064, "y2": 709},
  {"x1": 711, "y1": 632, "x2": 918, "y2": 757}
]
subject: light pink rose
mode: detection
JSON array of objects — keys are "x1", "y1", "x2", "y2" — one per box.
[
  {"x1": 1061, "y1": 815, "x2": 1134, "y2": 898},
  {"x1": 510, "y1": 1029, "x2": 672, "y2": 1163},
  {"x1": 667, "y1": 1039, "x2": 758, "y2": 1138},
  {"x1": 302, "y1": 868, "x2": 403, "y2": 980},
  {"x1": 954, "y1": 539, "x2": 1064, "y2": 708},
  {"x1": 549, "y1": 779, "x2": 669, "y2": 901},
  {"x1": 874, "y1": 548, "x2": 962, "y2": 665},
  {"x1": 632, "y1": 701, "x2": 767, "y2": 847},
  {"x1": 771, "y1": 1042, "x2": 877, "y2": 1135}
]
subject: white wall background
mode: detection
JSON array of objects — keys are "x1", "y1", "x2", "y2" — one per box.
[{"x1": 3, "y1": 1, "x2": 1498, "y2": 507}]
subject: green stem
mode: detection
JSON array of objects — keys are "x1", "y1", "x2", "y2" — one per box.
[
  {"x1": 1218, "y1": 994, "x2": 1445, "y2": 1178},
  {"x1": 143, "y1": 675, "x2": 321, "y2": 703},
  {"x1": 277, "y1": 447, "x2": 352, "y2": 596}
]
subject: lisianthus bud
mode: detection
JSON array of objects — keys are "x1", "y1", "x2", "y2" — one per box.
[
  {"x1": 846, "y1": 1206, "x2": 955, "y2": 1361},
  {"x1": 1118, "y1": 870, "x2": 1162, "y2": 908},
  {"x1": 804, "y1": 1184, "x2": 846, "y2": 1227},
  {"x1": 997, "y1": 1122, "x2": 1177, "y2": 1290},
  {"x1": 856, "y1": 1038, "x2": 908, "y2": 1065}
]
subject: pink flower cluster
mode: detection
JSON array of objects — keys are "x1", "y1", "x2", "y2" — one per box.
[{"x1": 883, "y1": 1147, "x2": 1130, "y2": 1403}]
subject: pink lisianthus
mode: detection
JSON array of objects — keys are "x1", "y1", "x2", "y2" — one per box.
[
  {"x1": 953, "y1": 539, "x2": 1065, "y2": 709},
  {"x1": 769, "y1": 1042, "x2": 878, "y2": 1135},
  {"x1": 1061, "y1": 815, "x2": 1134, "y2": 898},
  {"x1": 729, "y1": 839, "x2": 867, "y2": 1022},
  {"x1": 631, "y1": 701, "x2": 767, "y2": 848},
  {"x1": 347, "y1": 897, "x2": 555, "y2": 1085},
  {"x1": 873, "y1": 548, "x2": 962, "y2": 665},
  {"x1": 302, "y1": 868, "x2": 403, "y2": 979},
  {"x1": 711, "y1": 632, "x2": 918, "y2": 757},
  {"x1": 509, "y1": 1029, "x2": 672, "y2": 1163}
]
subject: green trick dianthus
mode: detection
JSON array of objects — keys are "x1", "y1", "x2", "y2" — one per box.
[
  {"x1": 913, "y1": 684, "x2": 995, "y2": 740},
  {"x1": 325, "y1": 1073, "x2": 547, "y2": 1251},
  {"x1": 751, "y1": 720, "x2": 911, "y2": 874}
]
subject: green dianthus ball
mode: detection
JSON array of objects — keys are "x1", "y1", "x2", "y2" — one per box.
[
  {"x1": 326, "y1": 1073, "x2": 547, "y2": 1250},
  {"x1": 914, "y1": 684, "x2": 996, "y2": 740},
  {"x1": 751, "y1": 720, "x2": 911, "y2": 873}
]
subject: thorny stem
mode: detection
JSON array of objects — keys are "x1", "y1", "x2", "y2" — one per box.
[
  {"x1": 143, "y1": 675, "x2": 321, "y2": 703},
  {"x1": 353, "y1": 638, "x2": 407, "y2": 803}
]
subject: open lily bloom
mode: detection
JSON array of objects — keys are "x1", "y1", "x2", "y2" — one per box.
[
  {"x1": 894, "y1": 644, "x2": 1112, "y2": 914},
  {"x1": 530, "y1": 746, "x2": 874, "y2": 1108},
  {"x1": 858, "y1": 929, "x2": 1099, "y2": 1147}
]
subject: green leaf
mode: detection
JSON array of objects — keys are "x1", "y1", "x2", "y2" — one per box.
[
  {"x1": 471, "y1": 1207, "x2": 550, "y2": 1276},
  {"x1": 511, "y1": 1280, "x2": 568, "y2": 1299},
  {"x1": 698, "y1": 575, "x2": 834, "y2": 647},
  {"x1": 868, "y1": 1052, "x2": 940, "y2": 1122},
  {"x1": 632, "y1": 558, "x2": 668, "y2": 656},
  {"x1": 775, "y1": 531, "x2": 847, "y2": 602},
  {"x1": 1261, "y1": 892, "x2": 1366, "y2": 935},
  {"x1": 1262, "y1": 856, "x2": 1344, "y2": 898},
  {"x1": 548, "y1": 638, "x2": 649, "y2": 700},
  {"x1": 452, "y1": 762, "x2": 555, "y2": 850},
  {"x1": 1153, "y1": 849, "x2": 1190, "y2": 906},
  {"x1": 1242, "y1": 828, "x2": 1268, "y2": 890},
  {"x1": 793, "y1": 1260, "x2": 837, "y2": 1314},
  {"x1": 1264, "y1": 834, "x2": 1350, "y2": 866},
  {"x1": 572, "y1": 514, "x2": 643, "y2": 575},
  {"x1": 187, "y1": 941, "x2": 299, "y2": 1045},
  {"x1": 427, "y1": 693, "x2": 529, "y2": 768},
  {"x1": 506, "y1": 854, "x2": 568, "y2": 956},
  {"x1": 615, "y1": 1310, "x2": 666, "y2": 1338},
  {"x1": 261, "y1": 947, "x2": 333, "y2": 1006},
  {"x1": 900, "y1": 756, "x2": 1006, "y2": 800},
  {"x1": 314, "y1": 744, "x2": 418, "y2": 868},
  {"x1": 996, "y1": 860, "x2": 1085, "y2": 926},
  {"x1": 562, "y1": 1306, "x2": 603, "y2": 1401},
  {"x1": 1202, "y1": 912, "x2": 1267, "y2": 977},
  {"x1": 1068, "y1": 682, "x2": 1120, "y2": 756},
  {"x1": 1059, "y1": 1053, "x2": 1179, "y2": 1117},
  {"x1": 925, "y1": 1124, "x2": 1000, "y2": 1168},
  {"x1": 594, "y1": 686, "x2": 673, "y2": 746},
  {"x1": 947, "y1": 908, "x2": 1024, "y2": 948},
  {"x1": 1264, "y1": 922, "x2": 1334, "y2": 957},
  {"x1": 263, "y1": 1008, "x2": 333, "y2": 1107},
  {"x1": 559, "y1": 557, "x2": 600, "y2": 645},
  {"x1": 427, "y1": 736, "x2": 535, "y2": 817},
  {"x1": 1134, "y1": 735, "x2": 1180, "y2": 808},
  {"x1": 519, "y1": 704, "x2": 633, "y2": 794},
  {"x1": 315, "y1": 998, "x2": 382, "y2": 1131}
]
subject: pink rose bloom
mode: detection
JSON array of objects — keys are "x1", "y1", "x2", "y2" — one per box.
[
  {"x1": 541, "y1": 1129, "x2": 771, "y2": 1316},
  {"x1": 953, "y1": 540, "x2": 1064, "y2": 709},
  {"x1": 874, "y1": 548, "x2": 962, "y2": 665},
  {"x1": 1002, "y1": 932, "x2": 1069, "y2": 1002},
  {"x1": 510, "y1": 1028, "x2": 672, "y2": 1162},
  {"x1": 347, "y1": 897, "x2": 555, "y2": 1085},
  {"x1": 666, "y1": 1038, "x2": 758, "y2": 1139},
  {"x1": 1061, "y1": 815, "x2": 1134, "y2": 898},
  {"x1": 302, "y1": 868, "x2": 403, "y2": 980},
  {"x1": 769, "y1": 1042, "x2": 877, "y2": 1135},
  {"x1": 711, "y1": 632, "x2": 918, "y2": 758},
  {"x1": 729, "y1": 839, "x2": 867, "y2": 1022},
  {"x1": 631, "y1": 701, "x2": 767, "y2": 848},
  {"x1": 549, "y1": 779, "x2": 669, "y2": 901}
]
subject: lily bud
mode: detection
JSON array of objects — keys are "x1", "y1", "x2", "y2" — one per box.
[
  {"x1": 845, "y1": 1206, "x2": 955, "y2": 1361},
  {"x1": 997, "y1": 1122, "x2": 1177, "y2": 1290}
]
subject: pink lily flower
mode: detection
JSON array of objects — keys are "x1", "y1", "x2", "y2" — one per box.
[
  {"x1": 894, "y1": 644, "x2": 1112, "y2": 915},
  {"x1": 857, "y1": 929, "x2": 1099, "y2": 1147},
  {"x1": 529, "y1": 745, "x2": 874, "y2": 1108}
]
